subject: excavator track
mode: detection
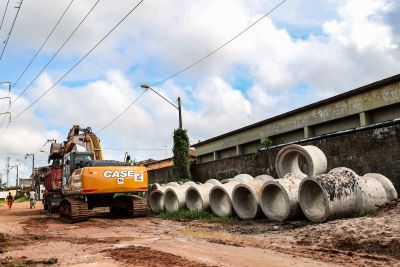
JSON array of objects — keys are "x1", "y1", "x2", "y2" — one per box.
[
  {"x1": 60, "y1": 198, "x2": 89, "y2": 223},
  {"x1": 110, "y1": 195, "x2": 148, "y2": 217}
]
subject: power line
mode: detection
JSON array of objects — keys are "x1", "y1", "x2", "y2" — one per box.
[
  {"x1": 0, "y1": 0, "x2": 23, "y2": 63},
  {"x1": 97, "y1": 88, "x2": 147, "y2": 133},
  {"x1": 96, "y1": 0, "x2": 288, "y2": 132},
  {"x1": 13, "y1": 0, "x2": 75, "y2": 89},
  {"x1": 0, "y1": 0, "x2": 10, "y2": 34},
  {"x1": 11, "y1": 0, "x2": 145, "y2": 122},
  {"x1": 151, "y1": 0, "x2": 287, "y2": 87},
  {"x1": 12, "y1": 0, "x2": 99, "y2": 105}
]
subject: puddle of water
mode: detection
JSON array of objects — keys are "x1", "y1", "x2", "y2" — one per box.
[
  {"x1": 172, "y1": 229, "x2": 258, "y2": 244},
  {"x1": 100, "y1": 236, "x2": 138, "y2": 242}
]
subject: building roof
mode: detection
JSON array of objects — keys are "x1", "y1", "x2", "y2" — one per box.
[{"x1": 192, "y1": 73, "x2": 400, "y2": 147}]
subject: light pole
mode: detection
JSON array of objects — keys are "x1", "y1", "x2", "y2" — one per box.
[
  {"x1": 11, "y1": 165, "x2": 18, "y2": 188},
  {"x1": 140, "y1": 84, "x2": 182, "y2": 129}
]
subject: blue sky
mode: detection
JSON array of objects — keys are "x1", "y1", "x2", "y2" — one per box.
[{"x1": 0, "y1": 0, "x2": 399, "y2": 185}]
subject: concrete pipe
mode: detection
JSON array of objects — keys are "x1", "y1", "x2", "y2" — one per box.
[
  {"x1": 210, "y1": 174, "x2": 254, "y2": 217},
  {"x1": 164, "y1": 181, "x2": 197, "y2": 212},
  {"x1": 232, "y1": 175, "x2": 275, "y2": 219},
  {"x1": 363, "y1": 173, "x2": 397, "y2": 200},
  {"x1": 276, "y1": 144, "x2": 327, "y2": 178},
  {"x1": 355, "y1": 173, "x2": 398, "y2": 215},
  {"x1": 148, "y1": 182, "x2": 179, "y2": 213},
  {"x1": 185, "y1": 179, "x2": 221, "y2": 211},
  {"x1": 299, "y1": 170, "x2": 360, "y2": 222},
  {"x1": 260, "y1": 173, "x2": 303, "y2": 222}
]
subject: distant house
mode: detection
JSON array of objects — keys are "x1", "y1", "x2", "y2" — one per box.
[{"x1": 136, "y1": 149, "x2": 196, "y2": 171}]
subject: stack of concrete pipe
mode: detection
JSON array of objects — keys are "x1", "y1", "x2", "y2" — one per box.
[
  {"x1": 148, "y1": 144, "x2": 397, "y2": 224},
  {"x1": 299, "y1": 167, "x2": 398, "y2": 222},
  {"x1": 259, "y1": 144, "x2": 328, "y2": 221}
]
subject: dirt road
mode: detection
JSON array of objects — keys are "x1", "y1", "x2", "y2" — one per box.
[{"x1": 1, "y1": 201, "x2": 399, "y2": 266}]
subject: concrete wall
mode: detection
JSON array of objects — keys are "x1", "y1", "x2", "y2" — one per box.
[
  {"x1": 191, "y1": 122, "x2": 400, "y2": 192},
  {"x1": 194, "y1": 76, "x2": 400, "y2": 163}
]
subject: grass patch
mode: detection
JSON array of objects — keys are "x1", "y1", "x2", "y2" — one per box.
[
  {"x1": 0, "y1": 197, "x2": 27, "y2": 206},
  {"x1": 159, "y1": 209, "x2": 237, "y2": 224}
]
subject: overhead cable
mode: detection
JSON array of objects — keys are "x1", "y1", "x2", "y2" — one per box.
[
  {"x1": 0, "y1": 0, "x2": 10, "y2": 34},
  {"x1": 13, "y1": 0, "x2": 75, "y2": 89},
  {"x1": 0, "y1": 0, "x2": 24, "y2": 63},
  {"x1": 11, "y1": 0, "x2": 145, "y2": 121},
  {"x1": 12, "y1": 0, "x2": 99, "y2": 105},
  {"x1": 97, "y1": 0, "x2": 287, "y2": 132}
]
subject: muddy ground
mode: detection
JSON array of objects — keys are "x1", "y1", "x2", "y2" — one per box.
[{"x1": 0, "y1": 201, "x2": 399, "y2": 267}]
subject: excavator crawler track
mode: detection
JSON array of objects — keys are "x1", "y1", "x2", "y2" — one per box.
[
  {"x1": 110, "y1": 195, "x2": 148, "y2": 217},
  {"x1": 60, "y1": 198, "x2": 89, "y2": 223}
]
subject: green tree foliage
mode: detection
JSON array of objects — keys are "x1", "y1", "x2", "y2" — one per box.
[{"x1": 173, "y1": 128, "x2": 191, "y2": 180}]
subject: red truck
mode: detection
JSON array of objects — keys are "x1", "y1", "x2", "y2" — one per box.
[{"x1": 43, "y1": 165, "x2": 62, "y2": 213}]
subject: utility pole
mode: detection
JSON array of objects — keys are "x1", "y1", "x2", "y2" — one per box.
[
  {"x1": 25, "y1": 153, "x2": 35, "y2": 176},
  {"x1": 6, "y1": 157, "x2": 10, "y2": 187},
  {"x1": 177, "y1": 97, "x2": 182, "y2": 129},
  {"x1": 11, "y1": 165, "x2": 18, "y2": 188}
]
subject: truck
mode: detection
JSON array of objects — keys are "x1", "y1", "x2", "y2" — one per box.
[{"x1": 44, "y1": 125, "x2": 148, "y2": 222}]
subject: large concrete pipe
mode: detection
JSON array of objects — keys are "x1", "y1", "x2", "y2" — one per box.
[
  {"x1": 148, "y1": 182, "x2": 179, "y2": 212},
  {"x1": 232, "y1": 175, "x2": 275, "y2": 219},
  {"x1": 356, "y1": 173, "x2": 398, "y2": 215},
  {"x1": 363, "y1": 173, "x2": 398, "y2": 200},
  {"x1": 276, "y1": 144, "x2": 327, "y2": 178},
  {"x1": 260, "y1": 173, "x2": 303, "y2": 221},
  {"x1": 186, "y1": 179, "x2": 222, "y2": 211},
  {"x1": 164, "y1": 181, "x2": 197, "y2": 212},
  {"x1": 299, "y1": 170, "x2": 360, "y2": 222},
  {"x1": 209, "y1": 174, "x2": 254, "y2": 217}
]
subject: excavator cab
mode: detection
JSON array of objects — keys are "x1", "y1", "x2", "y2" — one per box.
[{"x1": 62, "y1": 152, "x2": 94, "y2": 181}]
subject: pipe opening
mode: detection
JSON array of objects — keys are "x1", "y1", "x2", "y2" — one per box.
[
  {"x1": 299, "y1": 180, "x2": 327, "y2": 221},
  {"x1": 280, "y1": 151, "x2": 310, "y2": 177},
  {"x1": 261, "y1": 184, "x2": 288, "y2": 220},
  {"x1": 164, "y1": 191, "x2": 179, "y2": 212},
  {"x1": 210, "y1": 188, "x2": 231, "y2": 216},
  {"x1": 233, "y1": 186, "x2": 257, "y2": 219},
  {"x1": 149, "y1": 191, "x2": 164, "y2": 212},
  {"x1": 186, "y1": 188, "x2": 203, "y2": 211}
]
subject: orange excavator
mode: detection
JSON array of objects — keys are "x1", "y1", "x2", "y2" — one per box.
[{"x1": 48, "y1": 125, "x2": 148, "y2": 222}]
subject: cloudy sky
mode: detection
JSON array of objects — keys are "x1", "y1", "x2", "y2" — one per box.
[{"x1": 0, "y1": 0, "x2": 399, "y2": 185}]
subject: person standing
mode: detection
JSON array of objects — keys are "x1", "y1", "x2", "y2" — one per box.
[
  {"x1": 29, "y1": 190, "x2": 37, "y2": 209},
  {"x1": 6, "y1": 192, "x2": 14, "y2": 210}
]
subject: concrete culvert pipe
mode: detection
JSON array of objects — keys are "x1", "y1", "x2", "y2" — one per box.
[
  {"x1": 276, "y1": 145, "x2": 327, "y2": 178},
  {"x1": 210, "y1": 174, "x2": 254, "y2": 217},
  {"x1": 355, "y1": 173, "x2": 398, "y2": 215},
  {"x1": 299, "y1": 170, "x2": 360, "y2": 222},
  {"x1": 186, "y1": 179, "x2": 221, "y2": 211},
  {"x1": 148, "y1": 182, "x2": 179, "y2": 213},
  {"x1": 232, "y1": 175, "x2": 274, "y2": 219},
  {"x1": 363, "y1": 173, "x2": 397, "y2": 200},
  {"x1": 260, "y1": 173, "x2": 303, "y2": 222},
  {"x1": 164, "y1": 181, "x2": 197, "y2": 212}
]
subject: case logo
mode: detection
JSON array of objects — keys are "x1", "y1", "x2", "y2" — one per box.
[{"x1": 104, "y1": 170, "x2": 135, "y2": 178}]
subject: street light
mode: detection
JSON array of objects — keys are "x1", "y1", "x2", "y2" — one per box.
[
  {"x1": 11, "y1": 165, "x2": 18, "y2": 188},
  {"x1": 140, "y1": 84, "x2": 182, "y2": 129}
]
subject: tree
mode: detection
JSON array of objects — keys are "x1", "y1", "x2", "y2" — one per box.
[{"x1": 172, "y1": 128, "x2": 191, "y2": 180}]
